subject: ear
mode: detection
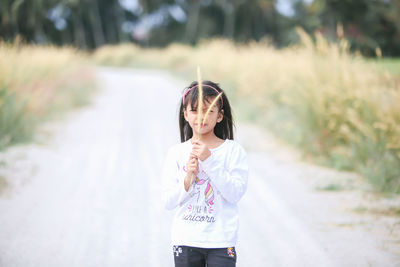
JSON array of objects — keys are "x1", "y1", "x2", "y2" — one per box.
[{"x1": 217, "y1": 109, "x2": 224, "y2": 123}]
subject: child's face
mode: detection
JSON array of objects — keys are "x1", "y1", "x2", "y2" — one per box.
[{"x1": 184, "y1": 97, "x2": 224, "y2": 136}]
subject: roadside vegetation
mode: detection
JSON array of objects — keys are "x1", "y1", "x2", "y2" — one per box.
[
  {"x1": 2, "y1": 29, "x2": 399, "y2": 194},
  {"x1": 93, "y1": 30, "x2": 400, "y2": 194},
  {"x1": 0, "y1": 40, "x2": 96, "y2": 151}
]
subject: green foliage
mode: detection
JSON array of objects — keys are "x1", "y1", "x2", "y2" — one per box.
[
  {"x1": 296, "y1": 0, "x2": 400, "y2": 56},
  {"x1": 0, "y1": 87, "x2": 34, "y2": 149},
  {"x1": 1, "y1": 0, "x2": 400, "y2": 55},
  {"x1": 317, "y1": 183, "x2": 344, "y2": 191},
  {"x1": 374, "y1": 58, "x2": 400, "y2": 75},
  {"x1": 0, "y1": 175, "x2": 8, "y2": 195}
]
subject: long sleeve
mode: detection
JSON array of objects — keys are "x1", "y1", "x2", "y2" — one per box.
[
  {"x1": 199, "y1": 143, "x2": 248, "y2": 204},
  {"x1": 162, "y1": 147, "x2": 193, "y2": 210},
  {"x1": 165, "y1": 140, "x2": 248, "y2": 248}
]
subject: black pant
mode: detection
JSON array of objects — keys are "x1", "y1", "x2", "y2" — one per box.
[{"x1": 173, "y1": 246, "x2": 236, "y2": 267}]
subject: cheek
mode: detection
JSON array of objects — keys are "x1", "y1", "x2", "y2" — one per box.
[
  {"x1": 187, "y1": 115, "x2": 197, "y2": 124},
  {"x1": 208, "y1": 113, "x2": 219, "y2": 122}
]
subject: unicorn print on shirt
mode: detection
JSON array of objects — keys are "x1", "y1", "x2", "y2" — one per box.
[
  {"x1": 192, "y1": 176, "x2": 215, "y2": 207},
  {"x1": 183, "y1": 166, "x2": 215, "y2": 214}
]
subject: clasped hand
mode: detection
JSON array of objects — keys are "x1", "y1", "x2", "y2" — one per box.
[
  {"x1": 191, "y1": 139, "x2": 211, "y2": 162},
  {"x1": 185, "y1": 140, "x2": 211, "y2": 176},
  {"x1": 184, "y1": 140, "x2": 211, "y2": 191}
]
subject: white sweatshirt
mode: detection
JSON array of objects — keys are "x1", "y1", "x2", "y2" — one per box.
[{"x1": 162, "y1": 138, "x2": 248, "y2": 248}]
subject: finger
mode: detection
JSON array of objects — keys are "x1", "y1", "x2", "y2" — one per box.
[
  {"x1": 192, "y1": 141, "x2": 202, "y2": 147},
  {"x1": 191, "y1": 139, "x2": 200, "y2": 144},
  {"x1": 193, "y1": 144, "x2": 204, "y2": 151}
]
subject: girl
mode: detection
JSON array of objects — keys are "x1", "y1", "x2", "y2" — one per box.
[{"x1": 162, "y1": 80, "x2": 248, "y2": 267}]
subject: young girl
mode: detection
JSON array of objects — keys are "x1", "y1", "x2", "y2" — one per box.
[{"x1": 162, "y1": 80, "x2": 248, "y2": 267}]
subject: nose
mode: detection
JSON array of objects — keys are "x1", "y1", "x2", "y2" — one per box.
[{"x1": 196, "y1": 113, "x2": 204, "y2": 121}]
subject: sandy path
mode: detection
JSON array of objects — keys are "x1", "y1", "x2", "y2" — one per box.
[{"x1": 0, "y1": 67, "x2": 398, "y2": 267}]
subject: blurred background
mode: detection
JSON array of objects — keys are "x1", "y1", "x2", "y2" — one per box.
[
  {"x1": 1, "y1": 0, "x2": 400, "y2": 266},
  {"x1": 1, "y1": 0, "x2": 399, "y2": 193},
  {"x1": 1, "y1": 0, "x2": 400, "y2": 55}
]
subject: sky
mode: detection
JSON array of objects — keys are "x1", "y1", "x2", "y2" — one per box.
[
  {"x1": 118, "y1": 0, "x2": 314, "y2": 18},
  {"x1": 117, "y1": 0, "x2": 315, "y2": 39},
  {"x1": 47, "y1": 0, "x2": 314, "y2": 38},
  {"x1": 276, "y1": 0, "x2": 314, "y2": 16}
]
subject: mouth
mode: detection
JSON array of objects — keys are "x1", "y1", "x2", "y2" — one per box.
[{"x1": 195, "y1": 123, "x2": 207, "y2": 128}]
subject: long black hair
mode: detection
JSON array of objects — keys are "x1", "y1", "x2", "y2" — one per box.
[{"x1": 179, "y1": 80, "x2": 234, "y2": 142}]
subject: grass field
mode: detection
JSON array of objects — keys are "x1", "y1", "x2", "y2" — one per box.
[
  {"x1": 93, "y1": 32, "x2": 400, "y2": 194},
  {"x1": 374, "y1": 58, "x2": 400, "y2": 76},
  {"x1": 0, "y1": 41, "x2": 96, "y2": 151},
  {"x1": 1, "y1": 33, "x2": 399, "y2": 194}
]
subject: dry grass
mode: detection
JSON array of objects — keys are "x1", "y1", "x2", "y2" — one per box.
[
  {"x1": 0, "y1": 175, "x2": 8, "y2": 195},
  {"x1": 92, "y1": 31, "x2": 400, "y2": 193},
  {"x1": 197, "y1": 66, "x2": 204, "y2": 138},
  {"x1": 203, "y1": 92, "x2": 223, "y2": 127},
  {"x1": 0, "y1": 40, "x2": 96, "y2": 150}
]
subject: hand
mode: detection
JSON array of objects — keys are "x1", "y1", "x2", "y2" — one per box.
[
  {"x1": 191, "y1": 140, "x2": 211, "y2": 161},
  {"x1": 184, "y1": 154, "x2": 198, "y2": 191},
  {"x1": 185, "y1": 154, "x2": 199, "y2": 176}
]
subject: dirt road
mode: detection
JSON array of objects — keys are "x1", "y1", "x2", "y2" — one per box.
[{"x1": 0, "y1": 67, "x2": 398, "y2": 267}]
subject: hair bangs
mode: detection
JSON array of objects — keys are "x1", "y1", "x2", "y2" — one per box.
[{"x1": 184, "y1": 86, "x2": 222, "y2": 111}]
